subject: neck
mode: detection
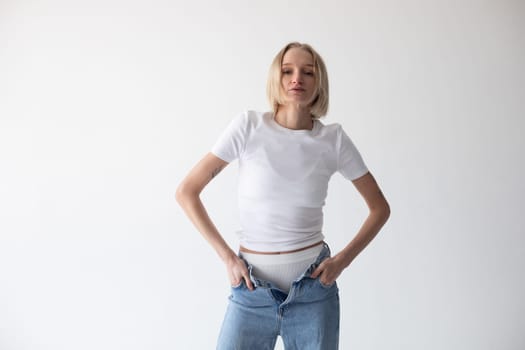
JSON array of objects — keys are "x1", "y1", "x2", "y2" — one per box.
[{"x1": 274, "y1": 104, "x2": 314, "y2": 130}]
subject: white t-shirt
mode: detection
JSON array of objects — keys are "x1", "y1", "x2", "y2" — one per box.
[{"x1": 211, "y1": 110, "x2": 369, "y2": 252}]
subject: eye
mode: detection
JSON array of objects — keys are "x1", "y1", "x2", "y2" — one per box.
[
  {"x1": 304, "y1": 71, "x2": 314, "y2": 76},
  {"x1": 282, "y1": 70, "x2": 292, "y2": 75}
]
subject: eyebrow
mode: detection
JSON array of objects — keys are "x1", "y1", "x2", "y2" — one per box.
[{"x1": 282, "y1": 63, "x2": 314, "y2": 67}]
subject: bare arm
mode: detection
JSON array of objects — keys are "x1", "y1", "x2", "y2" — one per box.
[
  {"x1": 311, "y1": 171, "x2": 390, "y2": 285},
  {"x1": 175, "y1": 152, "x2": 254, "y2": 290},
  {"x1": 337, "y1": 171, "x2": 390, "y2": 265}
]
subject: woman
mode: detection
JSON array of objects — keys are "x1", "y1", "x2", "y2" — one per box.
[{"x1": 176, "y1": 42, "x2": 390, "y2": 350}]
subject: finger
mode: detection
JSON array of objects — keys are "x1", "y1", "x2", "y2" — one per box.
[
  {"x1": 238, "y1": 266, "x2": 254, "y2": 291},
  {"x1": 318, "y1": 271, "x2": 332, "y2": 285},
  {"x1": 232, "y1": 270, "x2": 244, "y2": 286},
  {"x1": 244, "y1": 275, "x2": 255, "y2": 291},
  {"x1": 231, "y1": 278, "x2": 241, "y2": 287},
  {"x1": 229, "y1": 271, "x2": 240, "y2": 285},
  {"x1": 321, "y1": 278, "x2": 334, "y2": 286},
  {"x1": 310, "y1": 264, "x2": 324, "y2": 279}
]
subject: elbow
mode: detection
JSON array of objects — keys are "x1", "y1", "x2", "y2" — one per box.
[
  {"x1": 175, "y1": 183, "x2": 187, "y2": 205},
  {"x1": 175, "y1": 183, "x2": 198, "y2": 206},
  {"x1": 370, "y1": 200, "x2": 390, "y2": 222},
  {"x1": 381, "y1": 201, "x2": 391, "y2": 222},
  {"x1": 383, "y1": 203, "x2": 391, "y2": 221},
  {"x1": 175, "y1": 185, "x2": 184, "y2": 205}
]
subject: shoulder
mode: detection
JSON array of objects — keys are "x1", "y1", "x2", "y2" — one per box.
[
  {"x1": 319, "y1": 121, "x2": 359, "y2": 139},
  {"x1": 224, "y1": 110, "x2": 254, "y2": 130},
  {"x1": 315, "y1": 121, "x2": 361, "y2": 150},
  {"x1": 237, "y1": 109, "x2": 268, "y2": 131},
  {"x1": 316, "y1": 119, "x2": 343, "y2": 138},
  {"x1": 245, "y1": 109, "x2": 267, "y2": 124},
  {"x1": 322, "y1": 121, "x2": 343, "y2": 132},
  {"x1": 221, "y1": 109, "x2": 267, "y2": 138}
]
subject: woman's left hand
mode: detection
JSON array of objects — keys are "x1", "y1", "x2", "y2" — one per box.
[{"x1": 310, "y1": 255, "x2": 347, "y2": 286}]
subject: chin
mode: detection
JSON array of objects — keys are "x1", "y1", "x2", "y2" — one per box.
[{"x1": 285, "y1": 99, "x2": 311, "y2": 106}]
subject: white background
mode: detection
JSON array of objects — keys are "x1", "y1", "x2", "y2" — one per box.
[{"x1": 1, "y1": 0, "x2": 524, "y2": 349}]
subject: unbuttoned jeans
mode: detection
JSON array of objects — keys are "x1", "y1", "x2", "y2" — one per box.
[{"x1": 216, "y1": 243, "x2": 340, "y2": 350}]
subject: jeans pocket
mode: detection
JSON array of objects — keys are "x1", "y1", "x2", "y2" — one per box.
[
  {"x1": 316, "y1": 277, "x2": 336, "y2": 289},
  {"x1": 231, "y1": 280, "x2": 244, "y2": 289}
]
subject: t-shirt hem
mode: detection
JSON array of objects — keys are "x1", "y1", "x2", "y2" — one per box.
[
  {"x1": 344, "y1": 167, "x2": 370, "y2": 181},
  {"x1": 210, "y1": 149, "x2": 234, "y2": 163},
  {"x1": 239, "y1": 234, "x2": 325, "y2": 253}
]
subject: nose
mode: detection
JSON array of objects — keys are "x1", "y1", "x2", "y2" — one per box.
[{"x1": 291, "y1": 71, "x2": 303, "y2": 84}]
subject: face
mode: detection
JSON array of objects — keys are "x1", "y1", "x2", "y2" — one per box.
[{"x1": 280, "y1": 47, "x2": 317, "y2": 107}]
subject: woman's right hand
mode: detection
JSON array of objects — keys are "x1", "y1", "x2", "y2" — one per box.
[
  {"x1": 176, "y1": 154, "x2": 256, "y2": 291},
  {"x1": 225, "y1": 255, "x2": 255, "y2": 291}
]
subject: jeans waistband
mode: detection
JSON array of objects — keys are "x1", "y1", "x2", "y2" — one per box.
[{"x1": 239, "y1": 242, "x2": 332, "y2": 289}]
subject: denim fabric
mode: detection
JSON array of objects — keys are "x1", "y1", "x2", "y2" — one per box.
[{"x1": 216, "y1": 243, "x2": 340, "y2": 350}]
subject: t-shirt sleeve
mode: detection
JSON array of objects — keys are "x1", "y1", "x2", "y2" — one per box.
[
  {"x1": 336, "y1": 125, "x2": 369, "y2": 180},
  {"x1": 210, "y1": 111, "x2": 248, "y2": 163}
]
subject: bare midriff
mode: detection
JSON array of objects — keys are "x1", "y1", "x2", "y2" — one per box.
[{"x1": 239, "y1": 240, "x2": 324, "y2": 255}]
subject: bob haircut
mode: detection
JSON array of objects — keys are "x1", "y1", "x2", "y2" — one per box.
[{"x1": 266, "y1": 42, "x2": 329, "y2": 119}]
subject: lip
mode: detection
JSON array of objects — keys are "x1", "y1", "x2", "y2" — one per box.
[{"x1": 289, "y1": 88, "x2": 305, "y2": 92}]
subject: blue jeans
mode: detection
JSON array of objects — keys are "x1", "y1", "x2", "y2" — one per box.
[{"x1": 216, "y1": 243, "x2": 340, "y2": 350}]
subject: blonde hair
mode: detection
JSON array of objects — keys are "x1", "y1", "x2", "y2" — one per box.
[{"x1": 266, "y1": 42, "x2": 329, "y2": 119}]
